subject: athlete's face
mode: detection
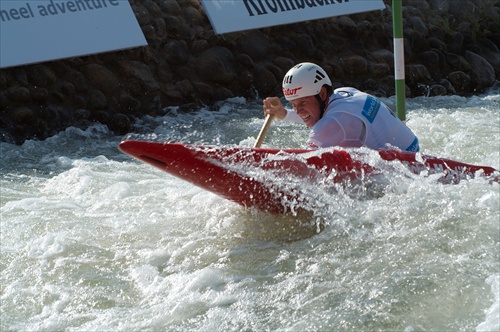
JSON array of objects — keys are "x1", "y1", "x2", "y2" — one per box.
[{"x1": 290, "y1": 95, "x2": 322, "y2": 128}]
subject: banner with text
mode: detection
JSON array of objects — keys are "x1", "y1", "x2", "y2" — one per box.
[
  {"x1": 0, "y1": 0, "x2": 147, "y2": 68},
  {"x1": 201, "y1": 0, "x2": 385, "y2": 34}
]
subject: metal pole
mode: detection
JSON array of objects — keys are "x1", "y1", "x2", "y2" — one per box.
[{"x1": 392, "y1": 0, "x2": 406, "y2": 122}]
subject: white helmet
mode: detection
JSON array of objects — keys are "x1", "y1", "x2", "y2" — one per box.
[{"x1": 282, "y1": 62, "x2": 332, "y2": 101}]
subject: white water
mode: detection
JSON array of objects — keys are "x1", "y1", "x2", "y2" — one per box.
[{"x1": 1, "y1": 91, "x2": 499, "y2": 331}]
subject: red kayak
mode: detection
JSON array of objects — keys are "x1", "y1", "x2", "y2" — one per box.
[{"x1": 118, "y1": 140, "x2": 498, "y2": 214}]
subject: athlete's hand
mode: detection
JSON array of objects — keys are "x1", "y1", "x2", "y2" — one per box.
[{"x1": 263, "y1": 97, "x2": 286, "y2": 120}]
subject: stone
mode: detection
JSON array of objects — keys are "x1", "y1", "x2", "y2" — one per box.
[
  {"x1": 181, "y1": 6, "x2": 206, "y2": 25},
  {"x1": 406, "y1": 0, "x2": 430, "y2": 11},
  {"x1": 84, "y1": 64, "x2": 120, "y2": 97},
  {"x1": 175, "y1": 79, "x2": 194, "y2": 97},
  {"x1": 196, "y1": 47, "x2": 236, "y2": 84},
  {"x1": 237, "y1": 70, "x2": 254, "y2": 89},
  {"x1": 464, "y1": 51, "x2": 496, "y2": 92},
  {"x1": 160, "y1": 0, "x2": 181, "y2": 14},
  {"x1": 418, "y1": 50, "x2": 442, "y2": 76},
  {"x1": 120, "y1": 60, "x2": 161, "y2": 93},
  {"x1": 409, "y1": 16, "x2": 428, "y2": 37},
  {"x1": 447, "y1": 32, "x2": 464, "y2": 54},
  {"x1": 74, "y1": 108, "x2": 92, "y2": 120},
  {"x1": 236, "y1": 31, "x2": 270, "y2": 61},
  {"x1": 446, "y1": 53, "x2": 471, "y2": 72},
  {"x1": 88, "y1": 90, "x2": 108, "y2": 110},
  {"x1": 370, "y1": 49, "x2": 394, "y2": 67},
  {"x1": 163, "y1": 40, "x2": 189, "y2": 65},
  {"x1": 191, "y1": 40, "x2": 209, "y2": 55},
  {"x1": 144, "y1": 0, "x2": 162, "y2": 17},
  {"x1": 438, "y1": 78, "x2": 456, "y2": 95},
  {"x1": 252, "y1": 65, "x2": 277, "y2": 97},
  {"x1": 213, "y1": 87, "x2": 234, "y2": 101},
  {"x1": 236, "y1": 54, "x2": 254, "y2": 68},
  {"x1": 8, "y1": 87, "x2": 31, "y2": 103},
  {"x1": 65, "y1": 71, "x2": 89, "y2": 93},
  {"x1": 406, "y1": 64, "x2": 432, "y2": 89},
  {"x1": 342, "y1": 55, "x2": 368, "y2": 76},
  {"x1": 131, "y1": 3, "x2": 150, "y2": 25},
  {"x1": 30, "y1": 87, "x2": 49, "y2": 103},
  {"x1": 447, "y1": 71, "x2": 471, "y2": 93},
  {"x1": 477, "y1": 38, "x2": 500, "y2": 76},
  {"x1": 193, "y1": 81, "x2": 214, "y2": 100},
  {"x1": 11, "y1": 107, "x2": 34, "y2": 125},
  {"x1": 113, "y1": 93, "x2": 141, "y2": 114},
  {"x1": 141, "y1": 25, "x2": 156, "y2": 42},
  {"x1": 109, "y1": 113, "x2": 132, "y2": 134},
  {"x1": 153, "y1": 18, "x2": 167, "y2": 38},
  {"x1": 295, "y1": 34, "x2": 315, "y2": 58},
  {"x1": 273, "y1": 57, "x2": 295, "y2": 72},
  {"x1": 0, "y1": 93, "x2": 9, "y2": 110},
  {"x1": 429, "y1": 84, "x2": 448, "y2": 96},
  {"x1": 428, "y1": 38, "x2": 447, "y2": 53},
  {"x1": 369, "y1": 62, "x2": 391, "y2": 78},
  {"x1": 26, "y1": 65, "x2": 57, "y2": 86}
]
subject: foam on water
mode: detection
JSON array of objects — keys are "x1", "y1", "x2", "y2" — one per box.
[
  {"x1": 477, "y1": 275, "x2": 500, "y2": 332},
  {"x1": 1, "y1": 90, "x2": 499, "y2": 331}
]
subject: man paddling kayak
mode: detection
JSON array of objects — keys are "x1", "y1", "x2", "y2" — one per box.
[{"x1": 263, "y1": 62, "x2": 420, "y2": 152}]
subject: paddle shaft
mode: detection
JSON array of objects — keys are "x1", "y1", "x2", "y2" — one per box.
[{"x1": 254, "y1": 114, "x2": 275, "y2": 148}]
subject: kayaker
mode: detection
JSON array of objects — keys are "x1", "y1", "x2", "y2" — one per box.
[{"x1": 263, "y1": 62, "x2": 420, "y2": 152}]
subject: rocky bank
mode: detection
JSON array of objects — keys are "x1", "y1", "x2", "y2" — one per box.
[{"x1": 0, "y1": 0, "x2": 499, "y2": 144}]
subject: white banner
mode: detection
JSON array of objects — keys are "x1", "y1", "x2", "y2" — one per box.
[
  {"x1": 0, "y1": 0, "x2": 147, "y2": 68},
  {"x1": 201, "y1": 0, "x2": 385, "y2": 34}
]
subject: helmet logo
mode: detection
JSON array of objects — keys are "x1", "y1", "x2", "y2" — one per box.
[
  {"x1": 282, "y1": 87, "x2": 302, "y2": 97},
  {"x1": 314, "y1": 70, "x2": 325, "y2": 83}
]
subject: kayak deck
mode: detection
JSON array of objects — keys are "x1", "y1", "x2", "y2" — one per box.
[{"x1": 119, "y1": 140, "x2": 498, "y2": 213}]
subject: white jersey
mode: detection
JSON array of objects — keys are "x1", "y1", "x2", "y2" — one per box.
[{"x1": 283, "y1": 87, "x2": 420, "y2": 152}]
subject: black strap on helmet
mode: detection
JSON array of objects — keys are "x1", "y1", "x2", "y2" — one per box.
[
  {"x1": 315, "y1": 85, "x2": 333, "y2": 118},
  {"x1": 315, "y1": 94, "x2": 326, "y2": 118}
]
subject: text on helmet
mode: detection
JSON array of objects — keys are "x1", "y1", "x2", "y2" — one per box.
[{"x1": 282, "y1": 87, "x2": 302, "y2": 97}]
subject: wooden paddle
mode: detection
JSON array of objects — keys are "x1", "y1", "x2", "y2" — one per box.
[
  {"x1": 254, "y1": 100, "x2": 279, "y2": 148},
  {"x1": 253, "y1": 114, "x2": 275, "y2": 148}
]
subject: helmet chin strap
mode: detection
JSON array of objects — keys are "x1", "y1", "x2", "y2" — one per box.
[{"x1": 315, "y1": 94, "x2": 327, "y2": 118}]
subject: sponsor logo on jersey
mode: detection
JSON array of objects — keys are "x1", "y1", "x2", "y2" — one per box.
[
  {"x1": 405, "y1": 137, "x2": 420, "y2": 152},
  {"x1": 362, "y1": 96, "x2": 381, "y2": 123}
]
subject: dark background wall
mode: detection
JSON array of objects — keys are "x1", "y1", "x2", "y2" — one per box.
[{"x1": 1, "y1": 0, "x2": 498, "y2": 144}]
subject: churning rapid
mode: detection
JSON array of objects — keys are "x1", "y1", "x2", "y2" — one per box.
[{"x1": 1, "y1": 90, "x2": 499, "y2": 331}]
